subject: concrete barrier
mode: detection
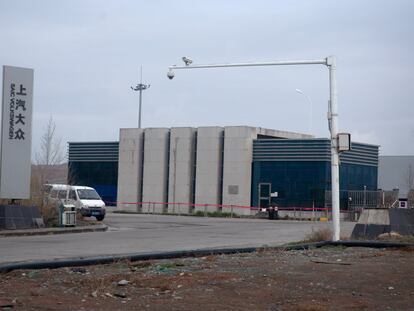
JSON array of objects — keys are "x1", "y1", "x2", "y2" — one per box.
[{"x1": 351, "y1": 208, "x2": 414, "y2": 239}]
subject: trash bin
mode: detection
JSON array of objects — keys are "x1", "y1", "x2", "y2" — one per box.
[
  {"x1": 267, "y1": 205, "x2": 279, "y2": 220},
  {"x1": 59, "y1": 203, "x2": 76, "y2": 227}
]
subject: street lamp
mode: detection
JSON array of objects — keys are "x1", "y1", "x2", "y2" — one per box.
[
  {"x1": 131, "y1": 66, "x2": 150, "y2": 128},
  {"x1": 167, "y1": 56, "x2": 344, "y2": 241},
  {"x1": 295, "y1": 88, "x2": 313, "y2": 134}
]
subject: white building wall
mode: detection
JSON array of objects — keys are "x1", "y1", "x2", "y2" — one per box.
[
  {"x1": 142, "y1": 128, "x2": 170, "y2": 213},
  {"x1": 117, "y1": 128, "x2": 144, "y2": 212},
  {"x1": 168, "y1": 127, "x2": 196, "y2": 214},
  {"x1": 194, "y1": 127, "x2": 223, "y2": 213},
  {"x1": 116, "y1": 125, "x2": 312, "y2": 215},
  {"x1": 222, "y1": 126, "x2": 258, "y2": 216}
]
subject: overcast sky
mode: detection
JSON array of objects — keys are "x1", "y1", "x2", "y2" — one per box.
[{"x1": 1, "y1": 0, "x2": 413, "y2": 158}]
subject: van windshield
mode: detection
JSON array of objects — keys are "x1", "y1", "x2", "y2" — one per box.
[{"x1": 77, "y1": 189, "x2": 101, "y2": 200}]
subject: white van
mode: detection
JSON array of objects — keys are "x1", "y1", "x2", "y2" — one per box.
[{"x1": 44, "y1": 184, "x2": 106, "y2": 221}]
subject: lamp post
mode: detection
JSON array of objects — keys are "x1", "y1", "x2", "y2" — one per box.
[
  {"x1": 295, "y1": 88, "x2": 313, "y2": 134},
  {"x1": 131, "y1": 66, "x2": 150, "y2": 128},
  {"x1": 167, "y1": 56, "x2": 342, "y2": 241}
]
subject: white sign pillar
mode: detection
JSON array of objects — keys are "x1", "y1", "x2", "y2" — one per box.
[{"x1": 0, "y1": 66, "x2": 34, "y2": 199}]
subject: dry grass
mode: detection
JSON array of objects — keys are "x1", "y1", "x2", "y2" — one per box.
[
  {"x1": 129, "y1": 261, "x2": 152, "y2": 268},
  {"x1": 40, "y1": 203, "x2": 59, "y2": 227},
  {"x1": 304, "y1": 228, "x2": 333, "y2": 242},
  {"x1": 378, "y1": 233, "x2": 414, "y2": 244},
  {"x1": 84, "y1": 272, "x2": 126, "y2": 293},
  {"x1": 302, "y1": 227, "x2": 350, "y2": 243}
]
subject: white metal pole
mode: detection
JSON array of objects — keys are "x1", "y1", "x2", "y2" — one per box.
[
  {"x1": 138, "y1": 66, "x2": 143, "y2": 129},
  {"x1": 138, "y1": 88, "x2": 142, "y2": 128},
  {"x1": 327, "y1": 56, "x2": 340, "y2": 241},
  {"x1": 169, "y1": 59, "x2": 327, "y2": 73},
  {"x1": 131, "y1": 66, "x2": 150, "y2": 129}
]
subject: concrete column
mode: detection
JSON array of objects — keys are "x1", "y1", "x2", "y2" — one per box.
[
  {"x1": 168, "y1": 127, "x2": 196, "y2": 214},
  {"x1": 222, "y1": 126, "x2": 258, "y2": 216},
  {"x1": 194, "y1": 127, "x2": 224, "y2": 213},
  {"x1": 116, "y1": 128, "x2": 144, "y2": 212},
  {"x1": 142, "y1": 128, "x2": 170, "y2": 213}
]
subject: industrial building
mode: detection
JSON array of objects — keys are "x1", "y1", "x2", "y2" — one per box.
[
  {"x1": 252, "y1": 138, "x2": 378, "y2": 209},
  {"x1": 68, "y1": 125, "x2": 379, "y2": 215},
  {"x1": 68, "y1": 141, "x2": 118, "y2": 204}
]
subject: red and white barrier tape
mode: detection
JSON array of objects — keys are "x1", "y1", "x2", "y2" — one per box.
[{"x1": 105, "y1": 200, "x2": 351, "y2": 213}]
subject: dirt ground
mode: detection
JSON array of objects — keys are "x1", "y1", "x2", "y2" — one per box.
[{"x1": 0, "y1": 246, "x2": 413, "y2": 311}]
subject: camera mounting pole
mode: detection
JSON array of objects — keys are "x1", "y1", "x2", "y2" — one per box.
[
  {"x1": 131, "y1": 66, "x2": 150, "y2": 129},
  {"x1": 167, "y1": 56, "x2": 341, "y2": 241}
]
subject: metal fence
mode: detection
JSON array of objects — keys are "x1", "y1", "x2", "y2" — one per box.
[
  {"x1": 325, "y1": 189, "x2": 400, "y2": 210},
  {"x1": 323, "y1": 189, "x2": 414, "y2": 221}
]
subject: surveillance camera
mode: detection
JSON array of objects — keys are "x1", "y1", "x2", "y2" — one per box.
[
  {"x1": 182, "y1": 57, "x2": 193, "y2": 66},
  {"x1": 167, "y1": 71, "x2": 175, "y2": 80}
]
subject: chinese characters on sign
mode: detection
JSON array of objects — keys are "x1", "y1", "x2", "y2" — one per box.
[
  {"x1": 8, "y1": 83, "x2": 27, "y2": 140},
  {"x1": 1, "y1": 65, "x2": 34, "y2": 199}
]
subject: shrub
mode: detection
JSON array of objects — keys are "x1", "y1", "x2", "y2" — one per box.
[{"x1": 40, "y1": 203, "x2": 59, "y2": 227}]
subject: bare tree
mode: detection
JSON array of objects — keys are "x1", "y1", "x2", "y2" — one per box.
[
  {"x1": 35, "y1": 116, "x2": 65, "y2": 165},
  {"x1": 31, "y1": 117, "x2": 66, "y2": 206}
]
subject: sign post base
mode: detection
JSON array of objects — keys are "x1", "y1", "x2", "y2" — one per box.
[{"x1": 0, "y1": 205, "x2": 44, "y2": 230}]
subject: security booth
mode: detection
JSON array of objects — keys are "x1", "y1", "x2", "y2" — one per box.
[{"x1": 399, "y1": 198, "x2": 408, "y2": 209}]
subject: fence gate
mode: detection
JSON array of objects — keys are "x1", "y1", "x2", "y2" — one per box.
[{"x1": 258, "y1": 183, "x2": 271, "y2": 209}]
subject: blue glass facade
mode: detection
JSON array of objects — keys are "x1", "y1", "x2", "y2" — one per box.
[
  {"x1": 252, "y1": 139, "x2": 378, "y2": 209},
  {"x1": 68, "y1": 161, "x2": 118, "y2": 204},
  {"x1": 68, "y1": 142, "x2": 119, "y2": 205}
]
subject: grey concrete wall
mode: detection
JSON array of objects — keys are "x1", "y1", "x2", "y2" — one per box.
[
  {"x1": 142, "y1": 128, "x2": 170, "y2": 213},
  {"x1": 116, "y1": 125, "x2": 312, "y2": 215},
  {"x1": 194, "y1": 127, "x2": 224, "y2": 213},
  {"x1": 257, "y1": 127, "x2": 313, "y2": 139},
  {"x1": 117, "y1": 128, "x2": 144, "y2": 212},
  {"x1": 168, "y1": 127, "x2": 196, "y2": 214},
  {"x1": 222, "y1": 126, "x2": 258, "y2": 216}
]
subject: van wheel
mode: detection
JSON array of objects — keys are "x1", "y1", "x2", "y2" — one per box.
[{"x1": 96, "y1": 215, "x2": 105, "y2": 221}]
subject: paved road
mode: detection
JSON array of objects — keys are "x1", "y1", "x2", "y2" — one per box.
[{"x1": 0, "y1": 214, "x2": 355, "y2": 264}]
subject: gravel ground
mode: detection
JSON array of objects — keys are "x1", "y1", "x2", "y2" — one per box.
[{"x1": 0, "y1": 246, "x2": 413, "y2": 311}]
